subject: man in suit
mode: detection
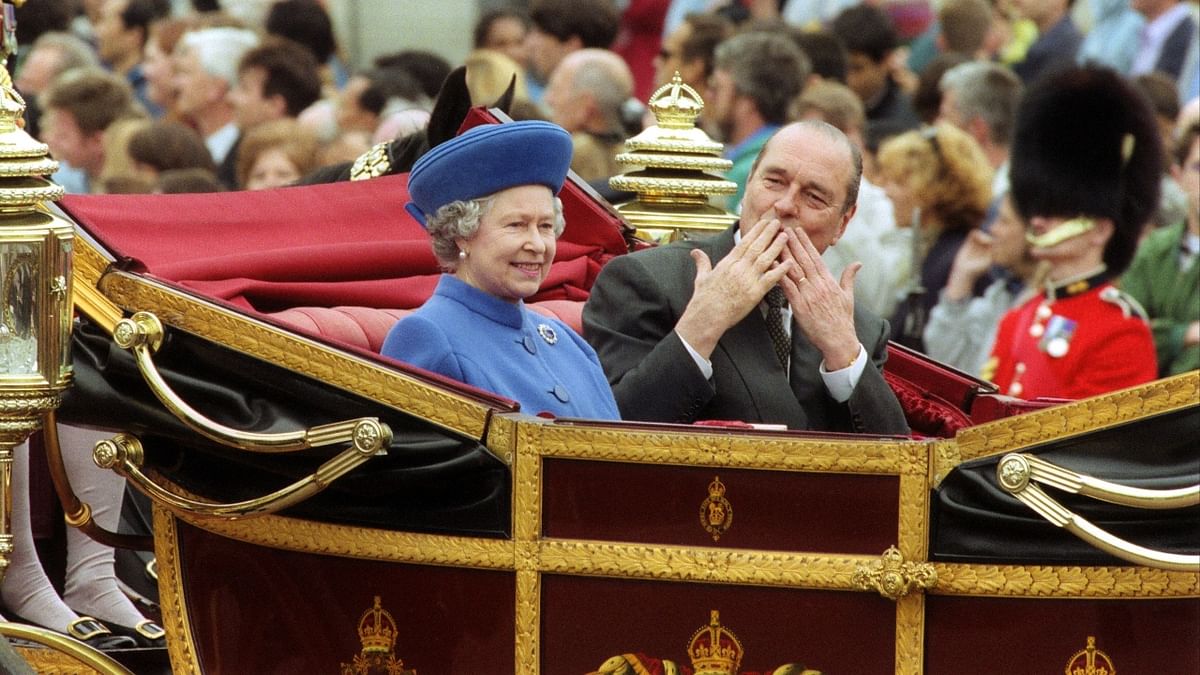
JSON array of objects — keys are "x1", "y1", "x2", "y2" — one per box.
[{"x1": 583, "y1": 120, "x2": 909, "y2": 434}]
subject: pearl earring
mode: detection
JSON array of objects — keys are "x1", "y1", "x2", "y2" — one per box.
[{"x1": 459, "y1": 249, "x2": 468, "y2": 260}]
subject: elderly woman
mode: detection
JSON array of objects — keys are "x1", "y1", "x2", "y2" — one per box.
[
  {"x1": 876, "y1": 122, "x2": 994, "y2": 351},
  {"x1": 381, "y1": 121, "x2": 620, "y2": 420}
]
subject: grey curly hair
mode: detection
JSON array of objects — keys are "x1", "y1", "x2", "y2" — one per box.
[{"x1": 426, "y1": 194, "x2": 566, "y2": 269}]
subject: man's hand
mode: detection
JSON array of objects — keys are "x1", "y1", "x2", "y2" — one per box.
[
  {"x1": 675, "y1": 216, "x2": 795, "y2": 358},
  {"x1": 779, "y1": 225, "x2": 860, "y2": 369}
]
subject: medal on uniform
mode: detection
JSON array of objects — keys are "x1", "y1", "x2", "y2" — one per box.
[
  {"x1": 1038, "y1": 315, "x2": 1076, "y2": 358},
  {"x1": 537, "y1": 323, "x2": 558, "y2": 345}
]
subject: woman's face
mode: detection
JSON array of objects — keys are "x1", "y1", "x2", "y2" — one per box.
[
  {"x1": 143, "y1": 38, "x2": 176, "y2": 109},
  {"x1": 245, "y1": 148, "x2": 302, "y2": 190},
  {"x1": 455, "y1": 184, "x2": 557, "y2": 303},
  {"x1": 882, "y1": 173, "x2": 918, "y2": 227}
]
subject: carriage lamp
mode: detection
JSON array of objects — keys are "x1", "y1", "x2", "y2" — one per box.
[{"x1": 0, "y1": 0, "x2": 75, "y2": 582}]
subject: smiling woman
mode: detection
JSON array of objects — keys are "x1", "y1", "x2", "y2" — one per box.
[{"x1": 380, "y1": 121, "x2": 620, "y2": 420}]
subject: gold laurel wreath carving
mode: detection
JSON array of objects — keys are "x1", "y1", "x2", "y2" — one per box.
[
  {"x1": 534, "y1": 424, "x2": 910, "y2": 474},
  {"x1": 153, "y1": 507, "x2": 201, "y2": 675},
  {"x1": 10, "y1": 645, "x2": 105, "y2": 675},
  {"x1": 894, "y1": 595, "x2": 925, "y2": 675},
  {"x1": 931, "y1": 563, "x2": 1199, "y2": 598},
  {"x1": 537, "y1": 540, "x2": 870, "y2": 589},
  {"x1": 953, "y1": 373, "x2": 1198, "y2": 463}
]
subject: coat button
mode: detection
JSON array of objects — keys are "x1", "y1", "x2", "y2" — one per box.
[
  {"x1": 521, "y1": 335, "x2": 537, "y2": 354},
  {"x1": 551, "y1": 385, "x2": 570, "y2": 403}
]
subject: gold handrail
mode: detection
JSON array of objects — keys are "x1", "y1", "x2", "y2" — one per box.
[
  {"x1": 997, "y1": 453, "x2": 1200, "y2": 572},
  {"x1": 1016, "y1": 452, "x2": 1199, "y2": 509},
  {"x1": 0, "y1": 622, "x2": 133, "y2": 675},
  {"x1": 112, "y1": 311, "x2": 390, "y2": 454},
  {"x1": 94, "y1": 431, "x2": 388, "y2": 520}
]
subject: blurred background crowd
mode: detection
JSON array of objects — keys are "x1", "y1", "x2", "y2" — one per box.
[{"x1": 6, "y1": 0, "x2": 1199, "y2": 379}]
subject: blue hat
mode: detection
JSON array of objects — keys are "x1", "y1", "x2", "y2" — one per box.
[{"x1": 405, "y1": 121, "x2": 574, "y2": 226}]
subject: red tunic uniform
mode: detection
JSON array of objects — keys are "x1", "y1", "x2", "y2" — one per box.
[{"x1": 984, "y1": 273, "x2": 1157, "y2": 400}]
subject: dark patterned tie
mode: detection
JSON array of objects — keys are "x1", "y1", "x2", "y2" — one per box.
[{"x1": 765, "y1": 286, "x2": 790, "y2": 369}]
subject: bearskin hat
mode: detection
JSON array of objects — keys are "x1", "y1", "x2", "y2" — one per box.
[{"x1": 1009, "y1": 65, "x2": 1162, "y2": 275}]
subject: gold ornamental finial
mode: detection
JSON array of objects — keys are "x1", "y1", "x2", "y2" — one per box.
[
  {"x1": 648, "y1": 73, "x2": 704, "y2": 130},
  {"x1": 609, "y1": 70, "x2": 738, "y2": 242},
  {"x1": 0, "y1": 0, "x2": 63, "y2": 206}
]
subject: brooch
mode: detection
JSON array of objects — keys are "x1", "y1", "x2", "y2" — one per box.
[{"x1": 537, "y1": 323, "x2": 558, "y2": 345}]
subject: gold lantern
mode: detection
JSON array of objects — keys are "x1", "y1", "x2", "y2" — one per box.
[{"x1": 0, "y1": 0, "x2": 74, "y2": 583}]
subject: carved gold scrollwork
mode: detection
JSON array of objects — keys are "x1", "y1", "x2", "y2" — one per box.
[{"x1": 852, "y1": 546, "x2": 937, "y2": 601}]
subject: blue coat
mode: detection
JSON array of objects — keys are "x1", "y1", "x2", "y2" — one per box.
[{"x1": 381, "y1": 275, "x2": 620, "y2": 420}]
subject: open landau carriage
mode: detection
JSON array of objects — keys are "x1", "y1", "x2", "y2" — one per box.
[{"x1": 12, "y1": 94, "x2": 1200, "y2": 674}]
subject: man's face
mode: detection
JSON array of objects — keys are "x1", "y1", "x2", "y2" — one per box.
[
  {"x1": 15, "y1": 45, "x2": 64, "y2": 95},
  {"x1": 41, "y1": 108, "x2": 105, "y2": 176},
  {"x1": 483, "y1": 16, "x2": 529, "y2": 66},
  {"x1": 1177, "y1": 136, "x2": 1200, "y2": 230},
  {"x1": 845, "y1": 52, "x2": 889, "y2": 105},
  {"x1": 96, "y1": 0, "x2": 137, "y2": 66},
  {"x1": 229, "y1": 66, "x2": 283, "y2": 130},
  {"x1": 705, "y1": 68, "x2": 738, "y2": 141},
  {"x1": 172, "y1": 47, "x2": 226, "y2": 119},
  {"x1": 543, "y1": 60, "x2": 586, "y2": 132},
  {"x1": 654, "y1": 22, "x2": 691, "y2": 89},
  {"x1": 740, "y1": 124, "x2": 856, "y2": 253},
  {"x1": 335, "y1": 76, "x2": 376, "y2": 133},
  {"x1": 526, "y1": 27, "x2": 572, "y2": 82}
]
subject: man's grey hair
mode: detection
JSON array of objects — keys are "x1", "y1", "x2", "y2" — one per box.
[
  {"x1": 564, "y1": 49, "x2": 633, "y2": 132},
  {"x1": 178, "y1": 27, "x2": 260, "y2": 86},
  {"x1": 939, "y1": 61, "x2": 1023, "y2": 146},
  {"x1": 28, "y1": 31, "x2": 99, "y2": 76},
  {"x1": 713, "y1": 31, "x2": 810, "y2": 126},
  {"x1": 426, "y1": 195, "x2": 566, "y2": 269}
]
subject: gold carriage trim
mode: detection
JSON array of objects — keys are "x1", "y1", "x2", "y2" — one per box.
[{"x1": 853, "y1": 547, "x2": 938, "y2": 601}]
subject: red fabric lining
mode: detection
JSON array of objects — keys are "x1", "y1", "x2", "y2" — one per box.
[{"x1": 61, "y1": 169, "x2": 627, "y2": 315}]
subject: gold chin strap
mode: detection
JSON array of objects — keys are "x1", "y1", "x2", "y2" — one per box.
[{"x1": 1025, "y1": 216, "x2": 1096, "y2": 248}]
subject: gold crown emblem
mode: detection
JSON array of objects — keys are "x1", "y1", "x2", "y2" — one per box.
[
  {"x1": 708, "y1": 476, "x2": 726, "y2": 499},
  {"x1": 1064, "y1": 636, "x2": 1115, "y2": 675},
  {"x1": 358, "y1": 596, "x2": 398, "y2": 653},
  {"x1": 688, "y1": 610, "x2": 744, "y2": 674}
]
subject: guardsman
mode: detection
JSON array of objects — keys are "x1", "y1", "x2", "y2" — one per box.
[{"x1": 983, "y1": 65, "x2": 1160, "y2": 399}]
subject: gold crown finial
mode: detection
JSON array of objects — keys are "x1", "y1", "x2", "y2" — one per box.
[
  {"x1": 687, "y1": 610, "x2": 744, "y2": 675},
  {"x1": 648, "y1": 72, "x2": 704, "y2": 130}
]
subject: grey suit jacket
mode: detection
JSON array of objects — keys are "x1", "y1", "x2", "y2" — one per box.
[{"x1": 583, "y1": 225, "x2": 909, "y2": 434}]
